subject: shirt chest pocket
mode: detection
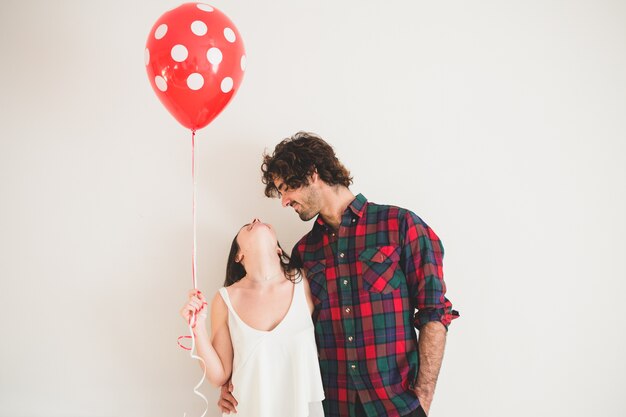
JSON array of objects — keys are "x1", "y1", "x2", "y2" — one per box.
[
  {"x1": 304, "y1": 261, "x2": 328, "y2": 306},
  {"x1": 358, "y1": 245, "x2": 403, "y2": 294}
]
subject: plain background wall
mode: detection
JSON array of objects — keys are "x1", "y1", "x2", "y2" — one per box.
[{"x1": 1, "y1": 0, "x2": 625, "y2": 416}]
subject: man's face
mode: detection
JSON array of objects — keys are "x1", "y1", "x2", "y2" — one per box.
[{"x1": 273, "y1": 177, "x2": 321, "y2": 221}]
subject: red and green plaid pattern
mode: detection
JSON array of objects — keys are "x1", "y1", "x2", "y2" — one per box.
[{"x1": 291, "y1": 194, "x2": 459, "y2": 417}]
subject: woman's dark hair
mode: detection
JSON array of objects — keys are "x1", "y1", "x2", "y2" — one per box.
[
  {"x1": 224, "y1": 232, "x2": 300, "y2": 286},
  {"x1": 261, "y1": 131, "x2": 353, "y2": 198}
]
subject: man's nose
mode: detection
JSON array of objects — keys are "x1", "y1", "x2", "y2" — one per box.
[{"x1": 281, "y1": 195, "x2": 291, "y2": 208}]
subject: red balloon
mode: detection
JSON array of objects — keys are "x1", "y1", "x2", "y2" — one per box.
[{"x1": 145, "y1": 3, "x2": 246, "y2": 131}]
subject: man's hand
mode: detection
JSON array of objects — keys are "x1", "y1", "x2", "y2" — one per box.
[
  {"x1": 217, "y1": 381, "x2": 238, "y2": 414},
  {"x1": 414, "y1": 387, "x2": 433, "y2": 415}
]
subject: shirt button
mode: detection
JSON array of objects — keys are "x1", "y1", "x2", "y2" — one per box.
[
  {"x1": 343, "y1": 279, "x2": 349, "y2": 285},
  {"x1": 348, "y1": 336, "x2": 354, "y2": 342},
  {"x1": 351, "y1": 364, "x2": 356, "y2": 370},
  {"x1": 331, "y1": 232, "x2": 336, "y2": 237},
  {"x1": 345, "y1": 307, "x2": 351, "y2": 314},
  {"x1": 352, "y1": 218, "x2": 356, "y2": 223},
  {"x1": 339, "y1": 252, "x2": 345, "y2": 258}
]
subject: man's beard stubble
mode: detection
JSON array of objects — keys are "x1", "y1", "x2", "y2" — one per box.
[
  {"x1": 296, "y1": 187, "x2": 320, "y2": 222},
  {"x1": 298, "y1": 210, "x2": 316, "y2": 221}
]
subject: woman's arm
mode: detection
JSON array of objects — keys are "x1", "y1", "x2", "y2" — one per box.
[{"x1": 181, "y1": 290, "x2": 233, "y2": 387}]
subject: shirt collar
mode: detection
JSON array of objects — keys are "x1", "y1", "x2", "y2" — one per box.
[
  {"x1": 348, "y1": 193, "x2": 368, "y2": 218},
  {"x1": 314, "y1": 193, "x2": 368, "y2": 229}
]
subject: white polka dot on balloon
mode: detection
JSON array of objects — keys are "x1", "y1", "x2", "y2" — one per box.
[
  {"x1": 154, "y1": 24, "x2": 168, "y2": 40},
  {"x1": 187, "y1": 73, "x2": 204, "y2": 90},
  {"x1": 224, "y1": 28, "x2": 236, "y2": 43},
  {"x1": 155, "y1": 76, "x2": 167, "y2": 92},
  {"x1": 171, "y1": 44, "x2": 188, "y2": 62},
  {"x1": 197, "y1": 4, "x2": 214, "y2": 12},
  {"x1": 221, "y1": 77, "x2": 233, "y2": 93},
  {"x1": 145, "y1": 48, "x2": 150, "y2": 66},
  {"x1": 207, "y1": 47, "x2": 223, "y2": 65},
  {"x1": 191, "y1": 20, "x2": 207, "y2": 36},
  {"x1": 240, "y1": 55, "x2": 247, "y2": 71}
]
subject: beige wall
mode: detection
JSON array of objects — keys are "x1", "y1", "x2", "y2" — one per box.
[{"x1": 1, "y1": 0, "x2": 625, "y2": 416}]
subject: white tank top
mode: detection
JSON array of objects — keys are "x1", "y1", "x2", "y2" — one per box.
[{"x1": 219, "y1": 279, "x2": 325, "y2": 417}]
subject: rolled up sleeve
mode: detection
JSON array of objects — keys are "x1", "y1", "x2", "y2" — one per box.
[{"x1": 401, "y1": 211, "x2": 459, "y2": 330}]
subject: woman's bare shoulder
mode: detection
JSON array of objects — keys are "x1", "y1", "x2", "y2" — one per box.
[{"x1": 211, "y1": 290, "x2": 226, "y2": 309}]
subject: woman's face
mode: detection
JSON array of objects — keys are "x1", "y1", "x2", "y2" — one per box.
[{"x1": 236, "y1": 218, "x2": 279, "y2": 256}]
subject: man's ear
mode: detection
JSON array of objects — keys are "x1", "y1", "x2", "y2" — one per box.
[
  {"x1": 310, "y1": 169, "x2": 319, "y2": 183},
  {"x1": 277, "y1": 247, "x2": 283, "y2": 257}
]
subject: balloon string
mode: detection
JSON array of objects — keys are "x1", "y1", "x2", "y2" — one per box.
[
  {"x1": 192, "y1": 129, "x2": 197, "y2": 292},
  {"x1": 177, "y1": 335, "x2": 192, "y2": 351},
  {"x1": 179, "y1": 129, "x2": 208, "y2": 417},
  {"x1": 183, "y1": 321, "x2": 209, "y2": 417}
]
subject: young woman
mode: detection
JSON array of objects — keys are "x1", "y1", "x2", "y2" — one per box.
[{"x1": 180, "y1": 218, "x2": 325, "y2": 417}]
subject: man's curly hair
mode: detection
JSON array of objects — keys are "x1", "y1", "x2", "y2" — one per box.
[{"x1": 261, "y1": 132, "x2": 353, "y2": 197}]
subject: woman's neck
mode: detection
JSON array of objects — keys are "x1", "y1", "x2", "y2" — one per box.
[{"x1": 242, "y1": 253, "x2": 284, "y2": 284}]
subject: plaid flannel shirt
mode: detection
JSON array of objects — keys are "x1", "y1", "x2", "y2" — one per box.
[{"x1": 291, "y1": 194, "x2": 459, "y2": 417}]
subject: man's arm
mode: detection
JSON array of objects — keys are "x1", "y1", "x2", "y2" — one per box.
[
  {"x1": 400, "y1": 210, "x2": 459, "y2": 415},
  {"x1": 414, "y1": 321, "x2": 447, "y2": 415}
]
